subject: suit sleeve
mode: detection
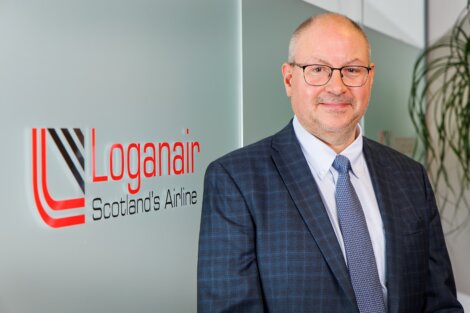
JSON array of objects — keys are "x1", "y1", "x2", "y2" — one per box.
[
  {"x1": 197, "y1": 161, "x2": 265, "y2": 313},
  {"x1": 422, "y1": 167, "x2": 464, "y2": 313}
]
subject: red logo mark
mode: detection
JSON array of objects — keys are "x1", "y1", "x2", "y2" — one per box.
[{"x1": 32, "y1": 128, "x2": 86, "y2": 228}]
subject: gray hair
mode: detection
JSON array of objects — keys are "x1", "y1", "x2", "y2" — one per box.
[{"x1": 287, "y1": 13, "x2": 371, "y2": 63}]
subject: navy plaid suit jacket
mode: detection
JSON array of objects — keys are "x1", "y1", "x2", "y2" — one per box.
[{"x1": 197, "y1": 121, "x2": 462, "y2": 313}]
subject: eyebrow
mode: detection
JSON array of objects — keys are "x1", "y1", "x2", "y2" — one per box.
[{"x1": 310, "y1": 58, "x2": 365, "y2": 66}]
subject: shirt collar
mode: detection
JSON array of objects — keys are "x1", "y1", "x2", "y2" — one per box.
[{"x1": 293, "y1": 116, "x2": 365, "y2": 180}]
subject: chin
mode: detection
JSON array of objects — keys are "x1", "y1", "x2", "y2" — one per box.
[{"x1": 320, "y1": 122, "x2": 357, "y2": 134}]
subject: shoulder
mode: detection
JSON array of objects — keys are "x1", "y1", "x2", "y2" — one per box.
[
  {"x1": 363, "y1": 137, "x2": 421, "y2": 164},
  {"x1": 202, "y1": 133, "x2": 280, "y2": 198},
  {"x1": 363, "y1": 136, "x2": 427, "y2": 178},
  {"x1": 205, "y1": 122, "x2": 294, "y2": 177},
  {"x1": 207, "y1": 134, "x2": 275, "y2": 175}
]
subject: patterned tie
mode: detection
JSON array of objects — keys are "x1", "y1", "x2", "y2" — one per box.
[{"x1": 332, "y1": 155, "x2": 386, "y2": 313}]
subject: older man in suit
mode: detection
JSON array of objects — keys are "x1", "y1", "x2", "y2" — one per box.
[{"x1": 197, "y1": 13, "x2": 463, "y2": 313}]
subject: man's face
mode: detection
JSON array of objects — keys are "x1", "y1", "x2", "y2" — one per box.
[{"x1": 282, "y1": 18, "x2": 374, "y2": 145}]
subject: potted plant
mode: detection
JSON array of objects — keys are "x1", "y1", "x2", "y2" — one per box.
[{"x1": 409, "y1": 6, "x2": 470, "y2": 233}]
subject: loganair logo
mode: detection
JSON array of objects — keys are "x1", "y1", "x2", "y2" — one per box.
[{"x1": 31, "y1": 127, "x2": 201, "y2": 229}]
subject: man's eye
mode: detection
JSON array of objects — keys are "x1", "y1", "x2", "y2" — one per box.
[
  {"x1": 345, "y1": 67, "x2": 360, "y2": 74},
  {"x1": 308, "y1": 66, "x2": 327, "y2": 74}
]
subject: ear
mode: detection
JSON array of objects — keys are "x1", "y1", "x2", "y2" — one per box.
[
  {"x1": 281, "y1": 63, "x2": 293, "y2": 97},
  {"x1": 367, "y1": 63, "x2": 375, "y2": 88}
]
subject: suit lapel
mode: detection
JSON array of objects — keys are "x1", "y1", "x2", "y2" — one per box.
[
  {"x1": 271, "y1": 122, "x2": 356, "y2": 306},
  {"x1": 363, "y1": 138, "x2": 403, "y2": 313}
]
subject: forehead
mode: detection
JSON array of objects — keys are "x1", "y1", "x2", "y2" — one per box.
[{"x1": 295, "y1": 18, "x2": 369, "y2": 64}]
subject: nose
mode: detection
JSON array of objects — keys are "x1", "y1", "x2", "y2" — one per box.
[{"x1": 325, "y1": 69, "x2": 347, "y2": 95}]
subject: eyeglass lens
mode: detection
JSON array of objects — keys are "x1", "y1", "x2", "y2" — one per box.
[{"x1": 303, "y1": 65, "x2": 369, "y2": 87}]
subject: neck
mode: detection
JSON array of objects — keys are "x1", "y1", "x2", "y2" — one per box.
[
  {"x1": 293, "y1": 116, "x2": 361, "y2": 154},
  {"x1": 314, "y1": 126, "x2": 359, "y2": 154}
]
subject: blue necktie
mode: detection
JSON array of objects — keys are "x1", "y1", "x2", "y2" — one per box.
[{"x1": 332, "y1": 155, "x2": 386, "y2": 313}]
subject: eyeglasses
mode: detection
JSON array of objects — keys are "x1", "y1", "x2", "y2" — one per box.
[{"x1": 290, "y1": 63, "x2": 371, "y2": 87}]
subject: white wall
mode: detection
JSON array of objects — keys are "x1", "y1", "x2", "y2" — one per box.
[{"x1": 428, "y1": 0, "x2": 467, "y2": 44}]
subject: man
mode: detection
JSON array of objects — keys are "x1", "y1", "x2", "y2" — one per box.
[{"x1": 197, "y1": 13, "x2": 463, "y2": 313}]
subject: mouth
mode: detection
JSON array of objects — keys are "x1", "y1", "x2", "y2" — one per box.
[
  {"x1": 317, "y1": 96, "x2": 353, "y2": 109},
  {"x1": 318, "y1": 102, "x2": 351, "y2": 110}
]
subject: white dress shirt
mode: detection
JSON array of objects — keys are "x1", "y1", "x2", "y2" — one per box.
[{"x1": 292, "y1": 116, "x2": 388, "y2": 302}]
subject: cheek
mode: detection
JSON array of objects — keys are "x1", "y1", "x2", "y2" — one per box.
[
  {"x1": 289, "y1": 80, "x2": 321, "y2": 115},
  {"x1": 353, "y1": 89, "x2": 371, "y2": 109},
  {"x1": 292, "y1": 82, "x2": 317, "y2": 101},
  {"x1": 291, "y1": 91, "x2": 318, "y2": 118}
]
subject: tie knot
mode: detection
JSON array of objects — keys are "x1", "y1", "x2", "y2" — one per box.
[{"x1": 332, "y1": 155, "x2": 351, "y2": 174}]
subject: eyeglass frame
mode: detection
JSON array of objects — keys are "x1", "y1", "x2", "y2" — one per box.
[{"x1": 290, "y1": 63, "x2": 372, "y2": 87}]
